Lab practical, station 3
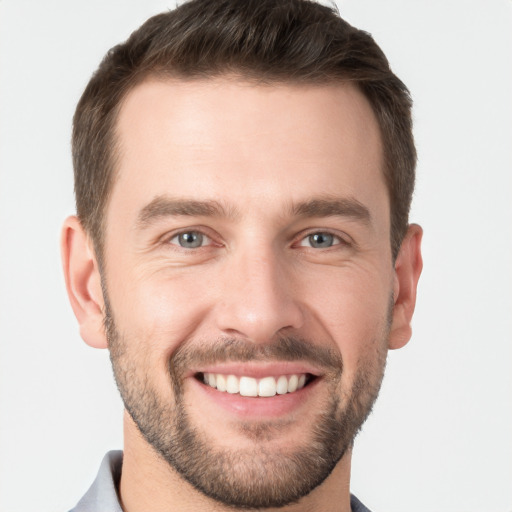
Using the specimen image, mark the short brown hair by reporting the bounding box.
[73,0,416,263]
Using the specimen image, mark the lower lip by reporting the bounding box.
[189,377,320,419]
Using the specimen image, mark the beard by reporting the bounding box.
[105,298,389,509]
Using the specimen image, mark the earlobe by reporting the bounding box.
[61,216,108,349]
[388,224,423,350]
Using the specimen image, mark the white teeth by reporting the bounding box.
[239,376,258,397]
[226,375,239,394]
[202,372,309,397]
[216,374,227,392]
[276,375,288,395]
[288,374,298,393]
[258,377,277,397]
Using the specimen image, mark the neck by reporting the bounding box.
[120,412,353,512]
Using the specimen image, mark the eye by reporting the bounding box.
[169,231,211,249]
[299,232,341,249]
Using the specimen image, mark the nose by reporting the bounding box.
[214,247,305,343]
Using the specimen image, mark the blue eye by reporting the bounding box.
[170,231,208,248]
[300,232,339,248]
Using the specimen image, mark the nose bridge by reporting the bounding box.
[215,242,303,342]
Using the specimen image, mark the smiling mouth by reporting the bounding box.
[196,372,316,397]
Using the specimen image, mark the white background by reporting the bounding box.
[1,1,511,511]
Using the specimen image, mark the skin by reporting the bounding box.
[62,78,423,512]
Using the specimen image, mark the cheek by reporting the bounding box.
[302,266,392,377]
[108,267,213,358]
[106,271,216,400]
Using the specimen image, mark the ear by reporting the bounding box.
[388,224,423,350]
[61,216,107,349]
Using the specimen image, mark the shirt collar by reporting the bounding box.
[69,451,123,512]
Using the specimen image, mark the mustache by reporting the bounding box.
[170,336,343,378]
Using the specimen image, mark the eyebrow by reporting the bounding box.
[136,196,239,228]
[136,194,372,229]
[291,197,372,225]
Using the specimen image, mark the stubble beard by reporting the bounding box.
[105,300,389,509]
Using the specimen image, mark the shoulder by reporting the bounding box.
[68,451,123,512]
[351,494,373,512]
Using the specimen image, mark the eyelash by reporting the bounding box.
[164,228,351,251]
[166,229,215,249]
[296,231,347,249]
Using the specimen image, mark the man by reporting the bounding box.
[61,0,422,510]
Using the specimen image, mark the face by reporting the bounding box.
[103,78,394,508]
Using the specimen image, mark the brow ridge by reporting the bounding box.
[137,196,238,228]
[136,194,371,229]
[291,196,371,225]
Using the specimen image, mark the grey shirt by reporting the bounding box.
[69,451,372,512]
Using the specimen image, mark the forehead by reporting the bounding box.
[110,77,386,224]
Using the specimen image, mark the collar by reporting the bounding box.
[68,451,123,512]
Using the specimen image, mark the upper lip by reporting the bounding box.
[186,362,324,379]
